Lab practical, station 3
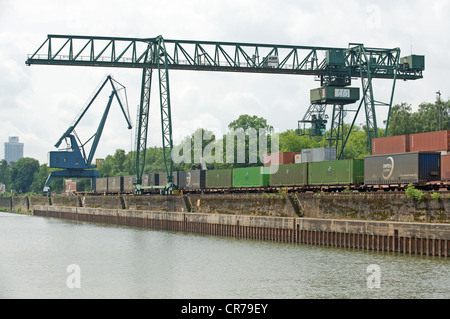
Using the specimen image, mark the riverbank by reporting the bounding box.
[32,204,449,257]
[1,192,449,222]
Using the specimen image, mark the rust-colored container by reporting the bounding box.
[410,130,450,152]
[441,154,450,180]
[264,152,301,167]
[372,135,410,155]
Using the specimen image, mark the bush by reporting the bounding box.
[405,184,425,203]
[431,192,440,200]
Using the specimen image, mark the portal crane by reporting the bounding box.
[43,75,132,194]
[26,35,424,194]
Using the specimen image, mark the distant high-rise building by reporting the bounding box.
[4,136,24,164]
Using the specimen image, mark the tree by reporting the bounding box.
[228,114,273,134]
[11,158,40,193]
[386,99,450,136]
[0,160,11,192]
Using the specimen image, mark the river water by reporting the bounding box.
[0,212,448,299]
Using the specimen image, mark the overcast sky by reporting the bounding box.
[1,0,449,164]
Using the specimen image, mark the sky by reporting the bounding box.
[0,0,449,165]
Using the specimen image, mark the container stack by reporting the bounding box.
[263,152,301,167]
[370,130,450,183]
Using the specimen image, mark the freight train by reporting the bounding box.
[91,151,447,194]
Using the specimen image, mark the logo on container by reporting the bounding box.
[382,157,395,180]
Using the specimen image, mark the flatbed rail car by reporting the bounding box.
[87,151,445,195]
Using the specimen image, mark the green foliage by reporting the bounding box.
[431,192,440,200]
[386,99,450,136]
[10,158,40,193]
[405,184,425,203]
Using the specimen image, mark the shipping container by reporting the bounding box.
[232,166,270,188]
[410,130,450,152]
[205,169,233,189]
[65,180,77,193]
[372,135,410,155]
[263,152,301,167]
[310,86,359,105]
[441,154,450,180]
[142,173,159,187]
[178,170,206,190]
[364,152,440,185]
[123,175,136,193]
[301,147,337,163]
[269,163,308,187]
[95,177,108,193]
[308,159,364,185]
[107,176,123,193]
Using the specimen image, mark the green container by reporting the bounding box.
[232,166,270,188]
[310,86,360,105]
[307,159,364,185]
[205,169,233,188]
[270,163,308,187]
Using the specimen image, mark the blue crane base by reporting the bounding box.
[44,169,99,195]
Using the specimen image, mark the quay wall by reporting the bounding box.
[32,205,450,257]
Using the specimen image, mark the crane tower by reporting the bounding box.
[26,35,424,193]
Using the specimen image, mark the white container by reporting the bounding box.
[301,147,337,163]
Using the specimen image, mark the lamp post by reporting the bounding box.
[436,91,441,131]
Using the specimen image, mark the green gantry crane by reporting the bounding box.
[26,35,424,193]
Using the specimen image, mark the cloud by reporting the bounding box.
[0,0,448,165]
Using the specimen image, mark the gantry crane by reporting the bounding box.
[26,35,424,194]
[43,75,132,194]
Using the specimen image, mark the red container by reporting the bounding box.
[410,130,450,152]
[372,135,410,155]
[441,154,450,180]
[264,152,301,166]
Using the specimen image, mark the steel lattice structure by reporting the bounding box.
[26,34,424,193]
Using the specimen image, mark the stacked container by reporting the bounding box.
[301,147,337,163]
[372,135,410,155]
[409,130,450,153]
[263,152,301,167]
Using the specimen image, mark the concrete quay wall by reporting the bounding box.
[33,205,449,257]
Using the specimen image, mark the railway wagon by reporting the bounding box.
[232,166,270,188]
[95,177,108,193]
[364,152,441,185]
[123,175,137,193]
[142,173,159,187]
[205,169,233,189]
[107,176,123,193]
[178,170,206,190]
[158,171,179,188]
[308,159,364,186]
[269,163,308,187]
